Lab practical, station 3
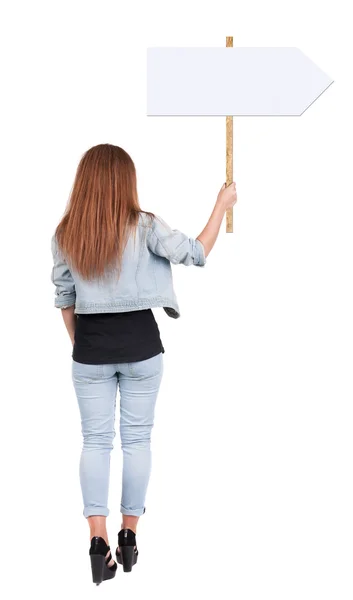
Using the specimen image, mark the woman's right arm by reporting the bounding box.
[196,182,237,258]
[147,181,237,265]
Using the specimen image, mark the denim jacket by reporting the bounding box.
[51,212,206,319]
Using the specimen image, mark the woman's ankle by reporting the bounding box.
[88,515,108,543]
[121,515,139,534]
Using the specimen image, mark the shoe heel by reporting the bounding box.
[90,554,105,585]
[121,545,135,572]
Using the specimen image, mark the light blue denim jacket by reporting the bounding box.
[51,212,206,319]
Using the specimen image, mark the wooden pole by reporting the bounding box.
[226,36,233,233]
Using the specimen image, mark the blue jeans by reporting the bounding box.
[72,353,163,518]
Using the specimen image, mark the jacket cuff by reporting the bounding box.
[194,239,206,266]
[54,294,76,309]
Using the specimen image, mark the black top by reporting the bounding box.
[72,309,164,365]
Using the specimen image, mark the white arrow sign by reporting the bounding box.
[147,47,333,116]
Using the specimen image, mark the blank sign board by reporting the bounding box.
[147,47,333,116]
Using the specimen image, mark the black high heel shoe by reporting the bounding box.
[115,529,138,572]
[89,536,117,585]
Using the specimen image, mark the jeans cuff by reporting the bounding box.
[84,507,109,518]
[120,504,145,517]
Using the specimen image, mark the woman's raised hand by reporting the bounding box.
[217,182,237,211]
[196,181,238,258]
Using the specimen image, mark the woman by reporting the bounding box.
[51,143,237,583]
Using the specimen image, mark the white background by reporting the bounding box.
[1,1,352,599]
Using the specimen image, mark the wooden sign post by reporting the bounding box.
[226,36,233,233]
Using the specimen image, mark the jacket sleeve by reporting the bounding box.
[51,235,76,308]
[147,216,206,266]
